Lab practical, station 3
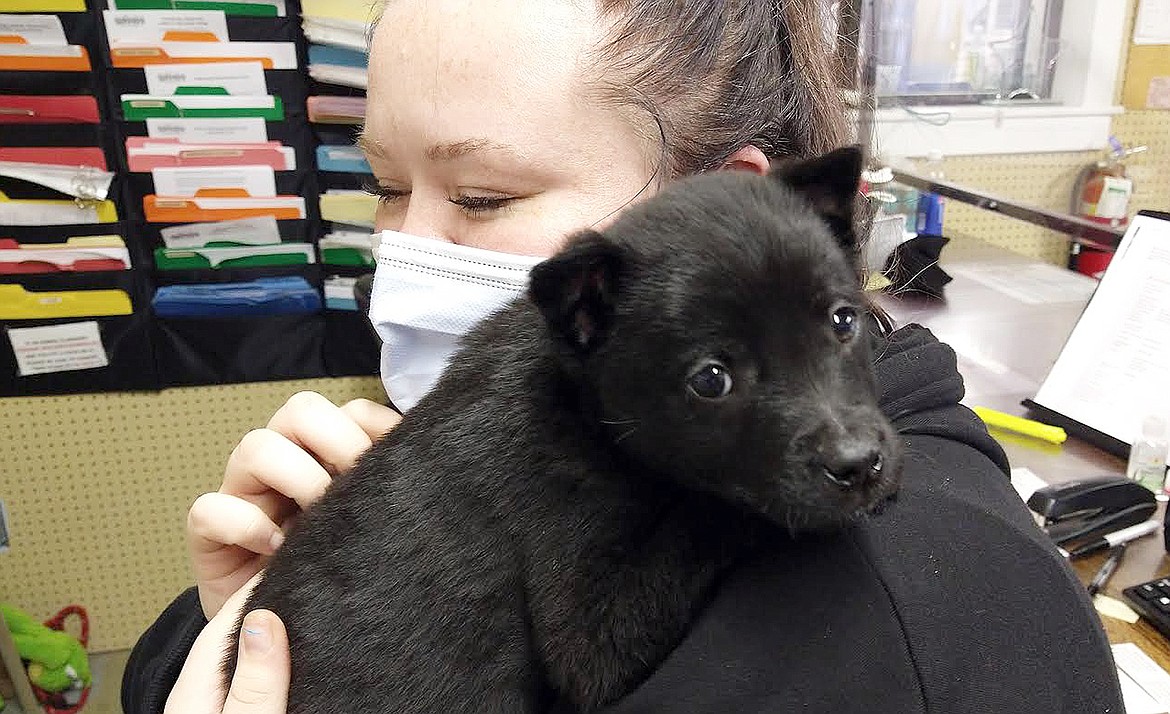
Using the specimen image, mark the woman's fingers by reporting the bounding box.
[166,574,267,714]
[340,398,402,441]
[221,427,334,511]
[188,492,285,557]
[222,610,291,714]
[265,391,375,475]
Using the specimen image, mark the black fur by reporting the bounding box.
[220,147,901,713]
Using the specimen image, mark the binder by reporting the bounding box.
[0,240,131,273]
[319,189,376,227]
[109,0,286,18]
[315,144,369,173]
[126,137,295,171]
[0,95,99,124]
[153,242,314,269]
[143,192,306,221]
[0,43,90,71]
[306,95,364,124]
[0,283,133,319]
[122,94,284,120]
[0,147,107,170]
[152,276,321,317]
[109,40,297,69]
[0,0,87,11]
[319,230,373,266]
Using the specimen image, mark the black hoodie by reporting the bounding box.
[122,324,1124,713]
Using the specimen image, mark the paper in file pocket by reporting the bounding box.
[159,215,280,247]
[307,44,367,89]
[109,0,286,17]
[144,61,267,96]
[0,193,118,226]
[0,95,99,124]
[123,94,284,120]
[110,41,297,69]
[127,137,294,171]
[0,147,107,171]
[154,241,314,269]
[103,10,230,43]
[144,193,305,222]
[152,277,320,317]
[151,165,276,197]
[320,230,373,266]
[0,162,113,200]
[0,283,132,319]
[0,238,131,273]
[324,275,359,310]
[302,16,366,52]
[0,14,67,43]
[146,117,268,143]
[306,95,365,124]
[320,190,376,227]
[0,43,90,71]
[316,145,370,173]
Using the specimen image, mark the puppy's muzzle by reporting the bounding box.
[819,445,884,489]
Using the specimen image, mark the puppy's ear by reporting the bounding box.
[529,230,624,354]
[772,145,864,253]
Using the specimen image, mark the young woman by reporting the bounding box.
[123,1,1123,712]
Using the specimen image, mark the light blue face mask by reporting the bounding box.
[367,230,544,412]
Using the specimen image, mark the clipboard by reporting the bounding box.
[1024,210,1170,458]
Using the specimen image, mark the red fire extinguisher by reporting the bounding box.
[1070,136,1147,279]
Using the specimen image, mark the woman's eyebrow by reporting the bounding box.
[426,138,524,162]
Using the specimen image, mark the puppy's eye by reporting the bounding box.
[687,362,733,399]
[830,305,859,343]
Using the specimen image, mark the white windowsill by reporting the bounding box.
[872,104,1125,159]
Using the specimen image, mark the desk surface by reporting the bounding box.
[877,240,1170,667]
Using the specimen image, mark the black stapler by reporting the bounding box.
[1026,476,1156,548]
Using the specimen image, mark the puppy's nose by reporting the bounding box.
[820,443,884,488]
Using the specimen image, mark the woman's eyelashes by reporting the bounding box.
[365,183,518,217]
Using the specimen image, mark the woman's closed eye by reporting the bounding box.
[365,183,518,218]
[450,194,517,217]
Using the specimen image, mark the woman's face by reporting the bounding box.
[362,0,660,257]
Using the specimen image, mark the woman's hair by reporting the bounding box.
[590,0,850,177]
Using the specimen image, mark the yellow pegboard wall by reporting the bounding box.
[1113,110,1170,216]
[924,151,1100,265]
[0,376,384,653]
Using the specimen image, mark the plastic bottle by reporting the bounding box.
[916,151,946,235]
[1127,415,1168,497]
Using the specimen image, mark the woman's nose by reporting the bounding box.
[392,194,454,243]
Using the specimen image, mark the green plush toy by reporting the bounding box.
[0,603,90,701]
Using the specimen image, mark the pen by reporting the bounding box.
[973,406,1067,445]
[1064,519,1160,559]
[1087,544,1127,597]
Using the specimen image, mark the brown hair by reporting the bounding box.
[590,0,850,177]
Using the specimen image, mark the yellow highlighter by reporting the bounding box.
[973,406,1067,445]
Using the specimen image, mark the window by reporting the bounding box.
[836,0,1130,156]
[871,0,1063,106]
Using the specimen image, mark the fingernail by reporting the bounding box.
[241,611,273,656]
[269,530,285,551]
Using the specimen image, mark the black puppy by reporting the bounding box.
[223,146,901,713]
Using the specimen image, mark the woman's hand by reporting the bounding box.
[165,575,289,714]
[187,393,401,619]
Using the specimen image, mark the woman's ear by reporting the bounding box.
[719,144,770,175]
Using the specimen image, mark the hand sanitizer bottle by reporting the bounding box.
[1128,415,1168,498]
